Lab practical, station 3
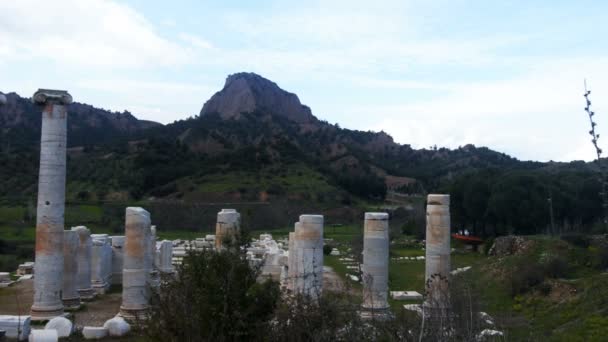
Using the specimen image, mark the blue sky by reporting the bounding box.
[1,0,607,162]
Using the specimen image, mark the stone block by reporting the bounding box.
[390,291,423,300]
[44,317,73,337]
[82,326,108,340]
[0,315,31,340]
[103,317,130,337]
[28,329,58,342]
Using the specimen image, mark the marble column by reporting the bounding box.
[361,212,390,315]
[30,89,72,320]
[91,234,112,294]
[72,226,95,300]
[293,215,324,298]
[156,240,174,274]
[424,194,451,311]
[215,209,241,250]
[62,230,81,310]
[119,207,151,322]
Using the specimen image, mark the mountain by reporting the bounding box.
[200,72,315,124]
[0,73,603,235]
[0,92,161,148]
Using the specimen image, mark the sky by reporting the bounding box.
[1,0,607,162]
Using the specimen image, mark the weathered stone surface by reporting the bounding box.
[287,231,296,290]
[156,240,174,274]
[103,316,130,337]
[0,315,31,340]
[215,209,240,250]
[119,207,151,322]
[390,291,423,300]
[82,326,108,340]
[62,231,80,309]
[91,234,112,294]
[362,212,390,313]
[425,194,451,310]
[17,262,35,276]
[44,317,72,338]
[71,226,95,300]
[292,215,324,298]
[111,236,125,285]
[28,329,58,342]
[31,89,71,320]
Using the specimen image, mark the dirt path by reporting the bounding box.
[0,279,121,327]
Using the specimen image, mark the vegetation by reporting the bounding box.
[146,249,280,341]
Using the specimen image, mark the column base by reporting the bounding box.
[92,281,110,295]
[78,288,96,301]
[62,297,82,311]
[118,306,149,324]
[30,305,65,322]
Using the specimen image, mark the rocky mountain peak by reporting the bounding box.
[200,72,315,123]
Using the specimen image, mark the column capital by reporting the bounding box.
[33,89,72,105]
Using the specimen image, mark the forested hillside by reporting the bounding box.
[0,73,604,236]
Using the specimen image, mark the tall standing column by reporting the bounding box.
[119,207,151,322]
[424,194,451,311]
[72,226,95,300]
[361,212,390,316]
[62,230,81,310]
[215,209,241,250]
[30,89,72,320]
[294,215,324,298]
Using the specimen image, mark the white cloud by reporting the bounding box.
[347,57,608,162]
[0,0,194,68]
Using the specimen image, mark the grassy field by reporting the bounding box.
[3,201,608,340]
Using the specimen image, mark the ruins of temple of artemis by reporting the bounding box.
[361,212,390,316]
[30,89,73,320]
[424,194,451,311]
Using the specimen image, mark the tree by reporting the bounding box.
[146,249,280,341]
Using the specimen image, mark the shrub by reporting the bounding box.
[146,249,280,341]
[543,256,569,278]
[510,260,545,296]
[595,246,608,270]
[561,233,591,248]
[323,244,333,256]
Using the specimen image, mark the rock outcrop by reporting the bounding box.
[200,72,315,124]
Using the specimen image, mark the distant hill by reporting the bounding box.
[0,92,160,148]
[0,73,604,235]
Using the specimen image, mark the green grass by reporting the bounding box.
[0,206,26,223]
[191,164,335,195]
